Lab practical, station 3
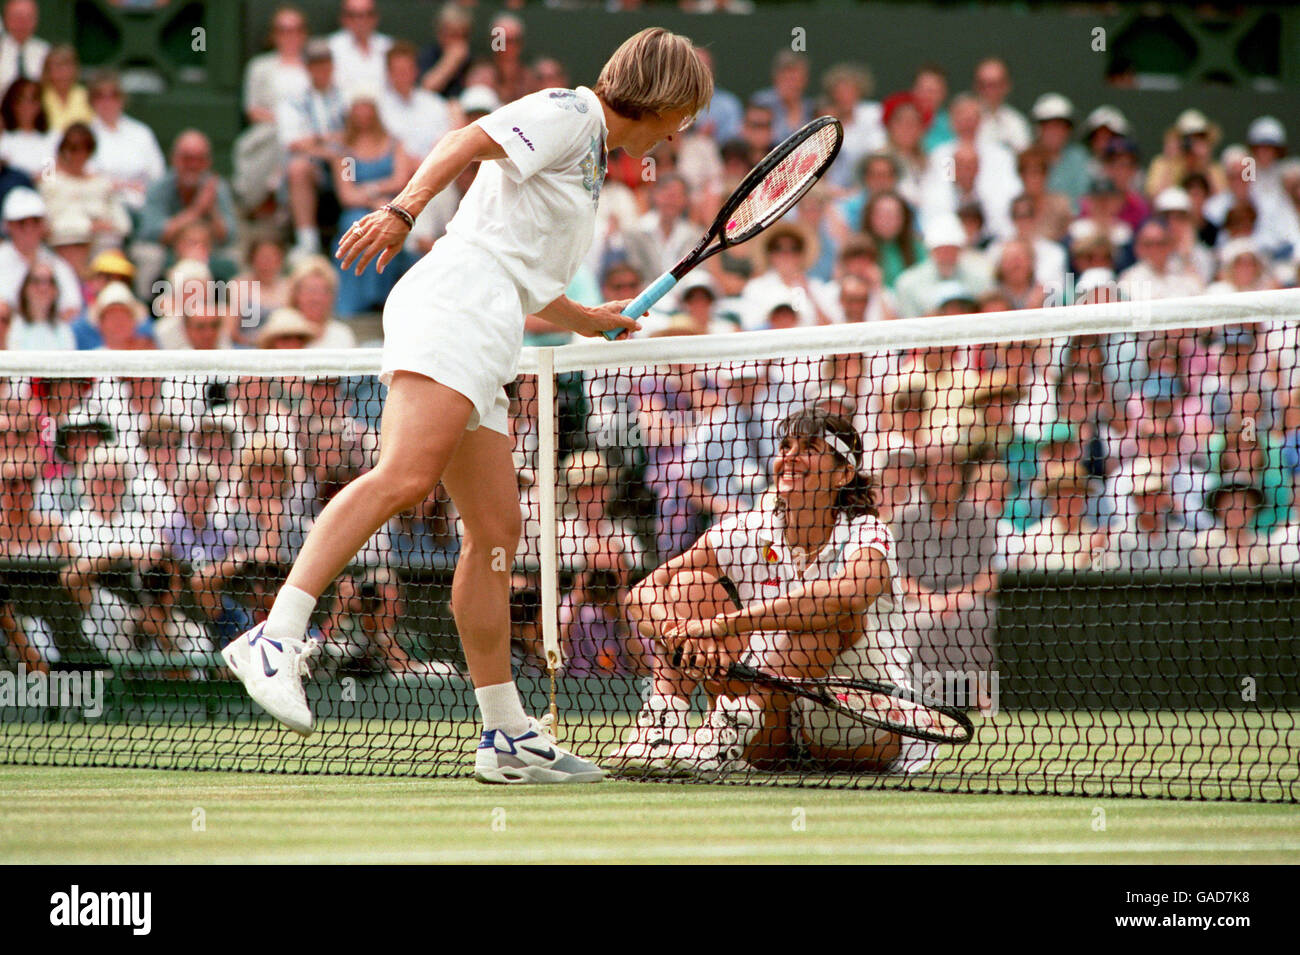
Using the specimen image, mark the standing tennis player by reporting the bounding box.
[222,28,713,784]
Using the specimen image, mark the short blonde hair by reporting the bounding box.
[593,28,713,120]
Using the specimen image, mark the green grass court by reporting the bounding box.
[3,765,1298,864]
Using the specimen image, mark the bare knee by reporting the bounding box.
[370,467,438,515]
[461,511,522,564]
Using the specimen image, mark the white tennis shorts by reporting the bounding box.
[380,235,524,435]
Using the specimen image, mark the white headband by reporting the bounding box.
[823,431,859,470]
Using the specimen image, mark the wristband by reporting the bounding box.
[382,202,415,229]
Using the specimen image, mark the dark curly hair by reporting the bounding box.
[774,406,878,519]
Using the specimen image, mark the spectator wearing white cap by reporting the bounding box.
[1246,116,1291,255]
[1156,186,1216,285]
[1029,92,1090,204]
[380,40,452,163]
[91,281,151,351]
[1146,108,1227,199]
[1081,104,1129,181]
[46,208,93,290]
[1208,238,1278,297]
[328,0,393,98]
[973,57,1031,155]
[0,186,81,318]
[893,214,993,319]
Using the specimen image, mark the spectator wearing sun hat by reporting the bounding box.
[1156,186,1216,284]
[738,220,837,330]
[0,186,82,318]
[1081,104,1129,181]
[257,306,319,349]
[1029,93,1090,203]
[91,281,152,351]
[894,214,993,318]
[1145,109,1227,199]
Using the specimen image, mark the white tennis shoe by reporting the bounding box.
[221,623,320,736]
[670,694,761,780]
[474,716,605,785]
[609,695,692,777]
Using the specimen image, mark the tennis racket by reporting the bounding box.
[603,115,843,339]
[724,661,975,745]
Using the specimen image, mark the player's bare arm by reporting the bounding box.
[335,125,506,276]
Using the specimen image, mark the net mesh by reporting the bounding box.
[724,122,841,243]
[2,289,1299,801]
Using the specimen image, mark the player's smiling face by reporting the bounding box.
[772,435,849,504]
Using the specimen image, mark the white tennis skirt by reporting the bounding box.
[380,234,524,435]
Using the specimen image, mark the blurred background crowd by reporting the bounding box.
[2,0,1300,683]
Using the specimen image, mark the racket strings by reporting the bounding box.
[725,124,840,242]
[832,684,971,742]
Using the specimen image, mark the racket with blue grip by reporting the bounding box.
[601,116,843,341]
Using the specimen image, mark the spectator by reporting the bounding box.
[227,235,289,344]
[136,130,237,291]
[557,449,644,573]
[991,238,1045,310]
[39,44,91,132]
[329,0,393,98]
[321,568,437,677]
[1105,458,1198,571]
[879,92,927,206]
[1192,471,1273,570]
[891,439,999,706]
[331,91,415,315]
[1119,219,1205,301]
[1258,159,1300,263]
[923,92,1019,239]
[257,306,318,349]
[559,539,647,679]
[1005,460,1108,572]
[0,0,49,93]
[1081,105,1129,181]
[380,41,452,162]
[1205,145,1256,235]
[992,194,1067,293]
[80,70,163,216]
[973,57,1031,155]
[418,2,473,99]
[60,443,163,654]
[486,13,529,102]
[1099,137,1149,231]
[0,457,70,667]
[1070,179,1134,266]
[243,5,310,127]
[913,63,951,152]
[38,122,130,255]
[622,174,696,299]
[162,460,232,569]
[684,362,772,521]
[6,261,71,350]
[151,260,228,351]
[894,215,992,318]
[1245,116,1289,255]
[1156,186,1216,284]
[287,256,357,347]
[860,189,922,288]
[752,50,813,143]
[0,77,53,180]
[89,281,151,352]
[827,238,897,323]
[1146,109,1227,199]
[1029,92,1090,204]
[739,221,836,329]
[391,485,460,572]
[1015,145,1074,242]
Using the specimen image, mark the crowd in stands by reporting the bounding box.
[2,0,1300,682]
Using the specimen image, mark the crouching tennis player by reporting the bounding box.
[222,28,712,784]
[619,407,929,779]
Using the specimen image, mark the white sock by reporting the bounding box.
[294,226,319,252]
[265,585,316,644]
[476,681,530,736]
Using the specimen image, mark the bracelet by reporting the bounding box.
[382,202,415,230]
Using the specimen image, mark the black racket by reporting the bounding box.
[724,661,974,745]
[603,115,843,339]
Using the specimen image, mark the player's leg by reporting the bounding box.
[222,372,473,734]
[610,568,733,775]
[440,423,602,784]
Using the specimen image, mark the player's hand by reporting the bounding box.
[663,612,735,647]
[673,634,744,679]
[336,209,408,276]
[577,299,642,340]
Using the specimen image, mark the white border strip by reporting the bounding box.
[2,288,1296,379]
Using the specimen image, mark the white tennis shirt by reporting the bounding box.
[448,86,608,314]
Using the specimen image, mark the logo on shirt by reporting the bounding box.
[762,543,779,564]
[511,126,535,151]
[548,89,589,114]
[580,134,606,203]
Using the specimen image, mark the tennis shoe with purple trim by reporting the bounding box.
[221,623,319,736]
[474,716,605,785]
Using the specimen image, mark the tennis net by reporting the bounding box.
[2,287,1298,800]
